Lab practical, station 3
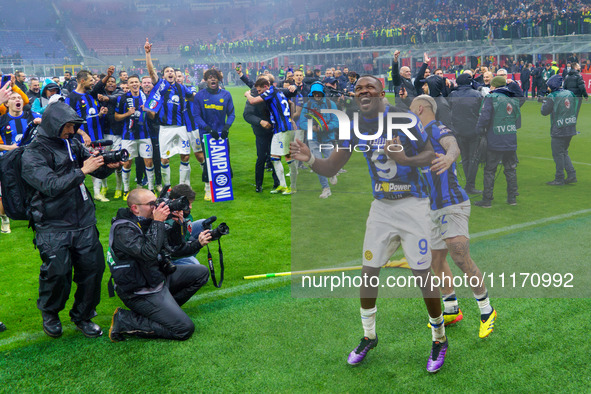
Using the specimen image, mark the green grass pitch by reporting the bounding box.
[0,88,589,391]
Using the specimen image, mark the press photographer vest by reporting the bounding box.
[548,90,577,129]
[490,92,520,135]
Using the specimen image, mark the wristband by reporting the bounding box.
[306,154,315,167]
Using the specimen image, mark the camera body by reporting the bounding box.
[202,215,229,241]
[156,195,190,214]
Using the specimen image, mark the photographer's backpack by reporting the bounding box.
[0,123,41,221]
[0,146,34,221]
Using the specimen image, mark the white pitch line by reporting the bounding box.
[521,155,591,166]
[471,209,591,239]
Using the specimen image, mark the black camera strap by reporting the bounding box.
[207,239,224,288]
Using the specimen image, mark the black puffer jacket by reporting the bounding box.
[563,70,589,98]
[21,100,114,232]
[424,75,453,128]
[449,76,483,137]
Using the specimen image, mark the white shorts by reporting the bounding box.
[190,129,202,153]
[363,197,432,270]
[105,135,122,151]
[430,200,471,250]
[122,138,153,160]
[293,129,305,143]
[159,125,190,159]
[271,131,291,157]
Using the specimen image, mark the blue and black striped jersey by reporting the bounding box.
[260,86,293,134]
[183,85,199,132]
[424,120,469,210]
[0,111,38,147]
[154,79,194,126]
[66,91,103,141]
[117,92,150,140]
[340,106,430,200]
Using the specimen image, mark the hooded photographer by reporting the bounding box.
[21,100,118,338]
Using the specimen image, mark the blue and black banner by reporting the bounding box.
[203,134,234,202]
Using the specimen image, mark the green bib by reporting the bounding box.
[490,92,520,135]
[548,90,578,129]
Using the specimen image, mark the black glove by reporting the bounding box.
[221,125,230,139]
[211,130,220,140]
[205,125,213,133]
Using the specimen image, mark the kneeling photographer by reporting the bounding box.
[107,188,211,342]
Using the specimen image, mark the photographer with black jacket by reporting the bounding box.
[107,188,211,342]
[21,101,119,338]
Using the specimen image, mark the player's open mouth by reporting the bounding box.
[359,97,372,109]
[15,103,22,109]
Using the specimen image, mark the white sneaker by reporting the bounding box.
[95,193,110,202]
[1,217,10,234]
[319,188,331,199]
[329,176,338,185]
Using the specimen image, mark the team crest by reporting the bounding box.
[364,250,373,261]
[149,100,158,109]
[220,98,224,103]
[506,103,513,115]
[81,100,86,105]
[565,98,571,109]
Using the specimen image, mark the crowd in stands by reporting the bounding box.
[180,0,591,57]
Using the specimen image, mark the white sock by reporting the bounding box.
[288,160,297,190]
[474,291,493,315]
[0,214,9,223]
[429,314,446,342]
[92,177,101,195]
[272,160,286,188]
[146,166,155,191]
[204,183,210,193]
[116,169,122,191]
[161,163,171,186]
[122,168,131,192]
[360,307,377,339]
[179,161,191,185]
[442,292,459,314]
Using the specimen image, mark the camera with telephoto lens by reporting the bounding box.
[202,216,229,241]
[99,149,129,164]
[89,139,130,164]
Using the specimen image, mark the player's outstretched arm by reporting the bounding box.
[144,38,158,84]
[290,139,351,177]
